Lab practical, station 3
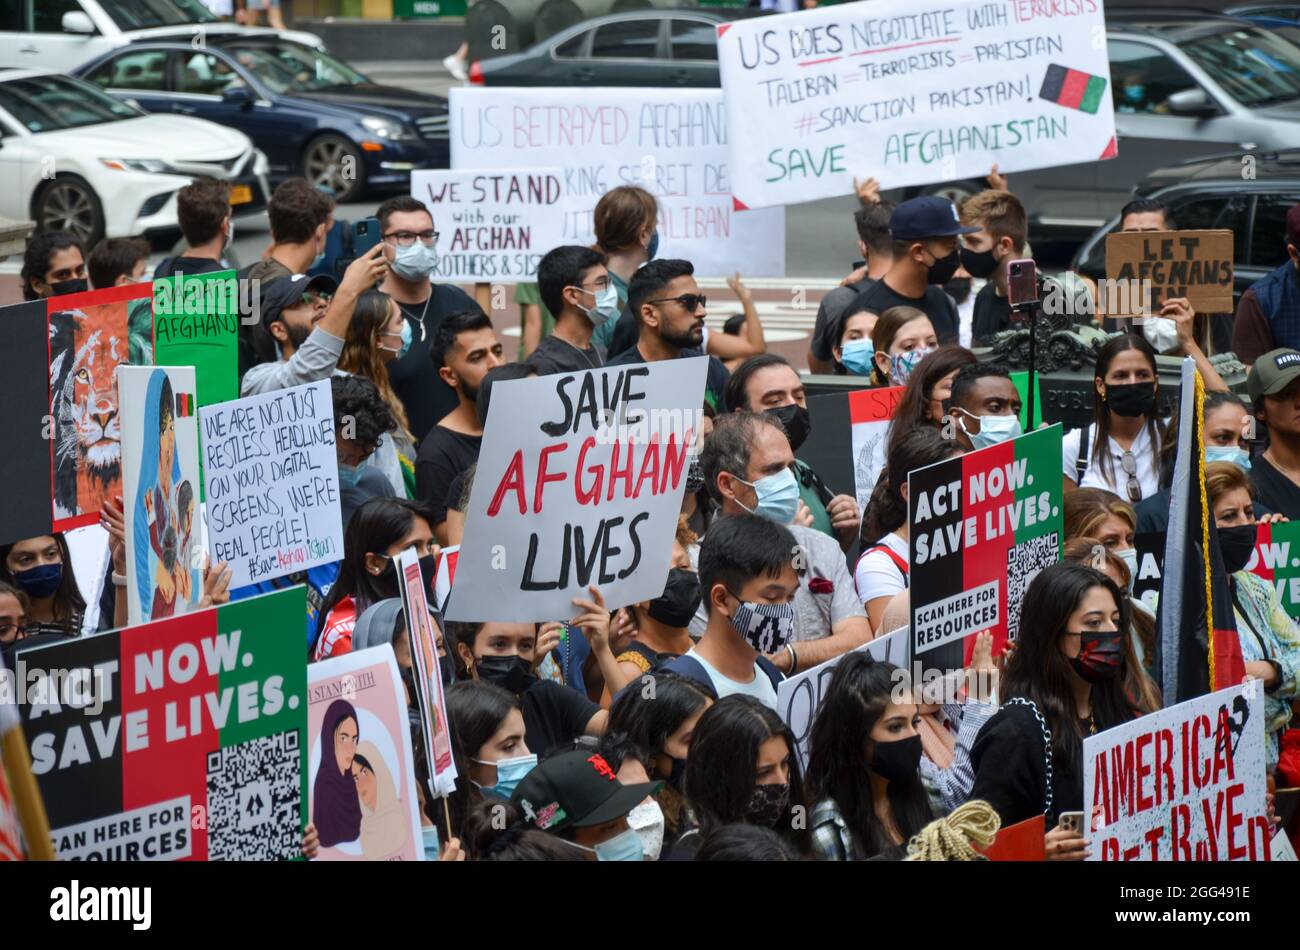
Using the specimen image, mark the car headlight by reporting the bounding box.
[100,158,170,173]
[360,116,416,141]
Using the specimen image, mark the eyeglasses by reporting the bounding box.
[300,292,332,306]
[574,278,612,294]
[1119,451,1141,503]
[0,622,26,641]
[383,229,439,248]
[648,293,707,313]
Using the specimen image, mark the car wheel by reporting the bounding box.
[35,175,105,246]
[919,179,987,207]
[302,133,365,202]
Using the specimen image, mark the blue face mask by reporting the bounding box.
[570,828,645,862]
[392,241,438,281]
[338,455,370,488]
[575,282,621,326]
[1206,445,1251,472]
[890,347,931,386]
[474,752,537,800]
[958,410,1022,450]
[840,338,875,376]
[646,230,659,261]
[1124,84,1146,102]
[421,825,440,861]
[380,320,412,359]
[13,563,62,599]
[735,467,800,525]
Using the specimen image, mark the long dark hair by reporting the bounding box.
[445,680,520,760]
[886,345,978,459]
[1001,563,1142,772]
[683,695,808,853]
[319,498,433,624]
[862,427,963,543]
[806,653,934,858]
[462,799,585,861]
[1091,334,1162,488]
[0,534,87,624]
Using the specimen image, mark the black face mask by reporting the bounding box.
[49,278,88,297]
[476,654,537,695]
[439,651,454,687]
[925,248,961,286]
[1104,382,1157,418]
[1068,631,1123,683]
[868,733,923,782]
[944,276,973,305]
[958,246,999,280]
[1217,524,1258,574]
[766,404,811,452]
[646,568,702,628]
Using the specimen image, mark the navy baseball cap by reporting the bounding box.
[511,749,660,833]
[890,195,981,241]
[258,272,337,329]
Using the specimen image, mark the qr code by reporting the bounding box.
[205,730,301,861]
[1006,532,1059,641]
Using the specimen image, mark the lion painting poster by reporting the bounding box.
[118,366,202,626]
[47,283,153,532]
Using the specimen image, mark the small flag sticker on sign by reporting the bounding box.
[1038,64,1107,114]
[175,392,194,417]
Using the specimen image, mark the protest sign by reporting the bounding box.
[1133,531,1165,616]
[977,813,1046,860]
[449,87,785,277]
[779,627,906,770]
[849,386,903,514]
[1105,230,1234,315]
[410,169,570,284]
[0,300,55,545]
[12,588,308,861]
[1009,370,1043,431]
[1084,683,1271,861]
[908,425,1063,675]
[716,0,1116,208]
[397,547,456,796]
[1245,520,1300,623]
[434,545,459,614]
[48,283,153,532]
[200,380,343,590]
[118,367,203,625]
[308,645,423,861]
[445,358,706,622]
[152,271,240,409]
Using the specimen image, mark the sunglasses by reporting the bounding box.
[1120,450,1141,503]
[648,293,707,312]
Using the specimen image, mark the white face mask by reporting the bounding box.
[626,799,665,862]
[1142,316,1179,353]
[1116,547,1138,593]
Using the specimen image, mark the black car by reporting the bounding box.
[75,35,449,202]
[469,8,769,87]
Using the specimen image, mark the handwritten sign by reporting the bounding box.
[152,270,239,408]
[445,358,707,622]
[200,379,343,589]
[1105,230,1234,315]
[449,87,785,277]
[716,0,1116,208]
[1084,684,1271,861]
[410,169,570,284]
[849,386,903,514]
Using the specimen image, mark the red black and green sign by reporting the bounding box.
[1039,63,1107,114]
[17,587,307,861]
[908,425,1064,674]
[1246,520,1300,622]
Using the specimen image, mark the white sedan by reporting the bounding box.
[0,69,270,245]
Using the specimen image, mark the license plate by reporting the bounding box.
[230,184,253,205]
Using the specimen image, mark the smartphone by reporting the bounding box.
[1007,258,1039,308]
[351,217,382,257]
[1057,811,1085,834]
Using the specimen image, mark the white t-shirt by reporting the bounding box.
[685,647,779,711]
[1061,422,1162,501]
[854,531,908,605]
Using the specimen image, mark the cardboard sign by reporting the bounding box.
[0,300,56,545]
[1105,230,1234,315]
[449,87,785,278]
[445,359,706,622]
[849,386,904,515]
[1245,520,1300,622]
[200,380,344,589]
[1083,684,1271,861]
[13,588,308,861]
[152,271,240,409]
[397,547,456,796]
[118,366,203,625]
[716,0,1116,208]
[410,169,571,284]
[977,813,1046,861]
[308,645,424,861]
[908,425,1063,675]
[778,627,906,770]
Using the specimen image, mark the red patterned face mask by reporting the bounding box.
[1069,631,1122,683]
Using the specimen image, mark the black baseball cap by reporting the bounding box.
[890,195,981,241]
[1247,348,1300,403]
[510,749,660,833]
[258,273,337,329]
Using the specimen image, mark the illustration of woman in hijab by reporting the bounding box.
[313,699,362,848]
[134,370,181,620]
[354,740,409,859]
[174,479,197,602]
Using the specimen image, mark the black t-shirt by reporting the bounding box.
[606,345,731,412]
[416,426,482,525]
[606,305,640,361]
[528,333,605,377]
[1251,455,1300,521]
[845,279,959,344]
[971,281,1013,344]
[154,256,228,279]
[387,285,479,442]
[521,679,599,758]
[811,279,870,362]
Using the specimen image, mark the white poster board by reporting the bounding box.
[445,358,707,622]
[449,86,785,278]
[200,379,343,590]
[717,0,1116,208]
[1083,684,1272,862]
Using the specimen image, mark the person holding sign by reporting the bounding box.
[1247,351,1300,521]
[945,363,1023,452]
[529,246,614,378]
[0,534,93,640]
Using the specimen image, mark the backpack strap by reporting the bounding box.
[660,656,718,700]
[1074,425,1091,483]
[755,654,785,691]
[857,544,909,588]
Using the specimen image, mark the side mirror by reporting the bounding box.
[62,11,96,35]
[221,85,253,105]
[1166,87,1216,117]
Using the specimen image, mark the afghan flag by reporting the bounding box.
[1039,63,1108,114]
[1158,359,1247,704]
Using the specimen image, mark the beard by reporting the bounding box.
[284,322,312,349]
[662,322,704,350]
[459,381,479,403]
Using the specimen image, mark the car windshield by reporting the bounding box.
[1180,27,1300,106]
[0,75,141,133]
[224,42,367,94]
[100,0,217,30]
